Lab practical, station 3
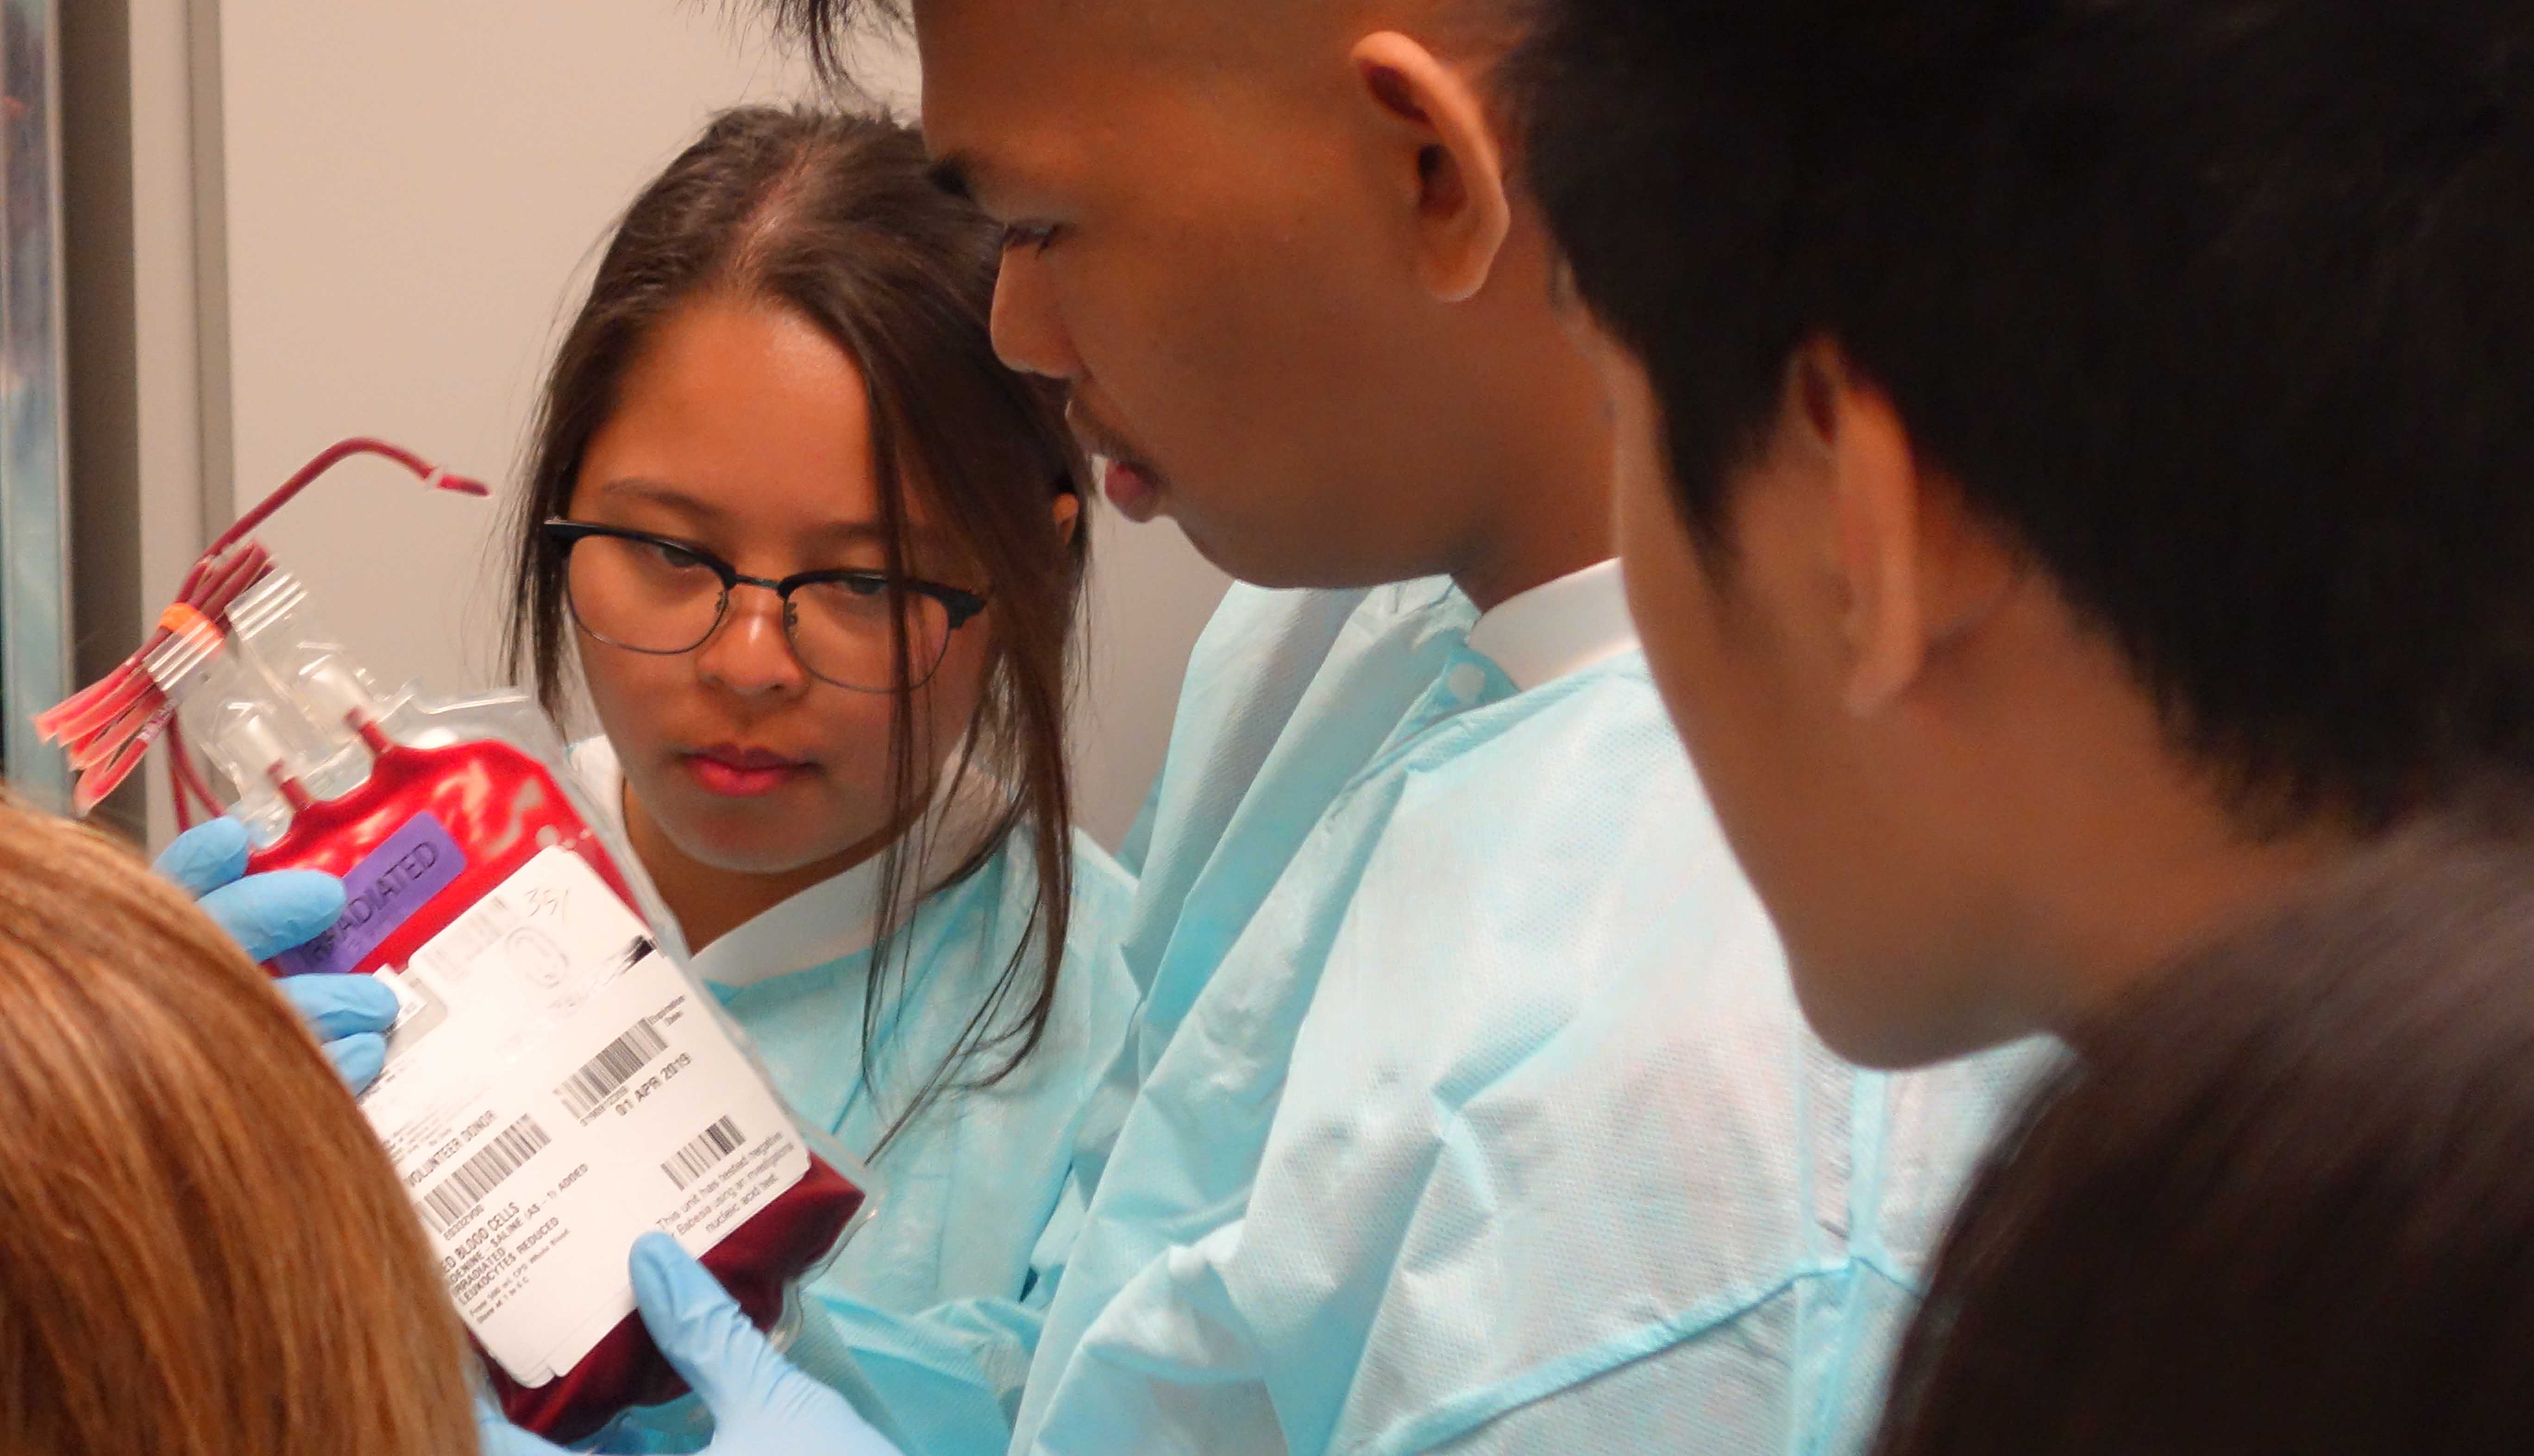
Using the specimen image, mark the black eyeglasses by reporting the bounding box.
[542,519,989,694]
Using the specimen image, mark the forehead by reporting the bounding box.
[578,304,866,504]
[913,0,1301,187]
[916,0,1272,73]
[576,300,973,561]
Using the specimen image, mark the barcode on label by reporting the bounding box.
[411,893,521,984]
[421,1116,551,1235]
[556,1018,668,1119]
[661,1116,746,1191]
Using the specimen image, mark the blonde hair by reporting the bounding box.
[0,794,477,1455]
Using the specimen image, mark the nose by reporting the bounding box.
[990,245,1083,381]
[693,586,808,699]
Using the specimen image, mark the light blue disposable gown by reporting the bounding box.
[570,741,1140,1456]
[1007,572,2044,1456]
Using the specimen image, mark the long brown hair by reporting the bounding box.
[505,107,1090,1153]
[0,794,477,1455]
[1875,799,2534,1456]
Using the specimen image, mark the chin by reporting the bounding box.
[692,842,846,878]
[1177,516,1434,594]
[1790,962,2016,1072]
[1789,960,1941,1072]
[659,806,864,880]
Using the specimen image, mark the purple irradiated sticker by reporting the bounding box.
[273,812,468,978]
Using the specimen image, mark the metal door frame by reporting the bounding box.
[1,0,70,806]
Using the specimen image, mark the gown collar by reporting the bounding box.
[568,735,995,989]
[1464,558,1638,692]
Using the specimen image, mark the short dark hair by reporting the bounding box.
[1517,1,2534,827]
[766,0,890,82]
[1875,800,2534,1455]
[507,106,1089,1151]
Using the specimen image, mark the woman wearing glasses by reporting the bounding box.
[502,106,1134,1454]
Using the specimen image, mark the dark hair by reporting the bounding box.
[1516,1,2534,828]
[767,0,891,82]
[1875,799,2534,1456]
[505,106,1091,1153]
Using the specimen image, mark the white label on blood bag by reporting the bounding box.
[356,846,809,1386]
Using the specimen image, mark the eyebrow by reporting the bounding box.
[926,152,978,203]
[592,477,729,523]
[927,149,1027,215]
[587,478,958,558]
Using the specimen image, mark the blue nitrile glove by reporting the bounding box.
[475,1233,903,1456]
[154,817,398,1092]
[275,974,399,1093]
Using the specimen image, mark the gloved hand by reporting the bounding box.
[154,817,399,1092]
[476,1233,903,1456]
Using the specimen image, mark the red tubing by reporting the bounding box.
[168,721,226,828]
[42,668,152,748]
[41,438,489,819]
[207,437,489,564]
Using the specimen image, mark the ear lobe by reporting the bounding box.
[1052,491,1082,544]
[1350,31,1513,303]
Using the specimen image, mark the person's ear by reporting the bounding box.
[1781,342,1929,716]
[1052,490,1081,544]
[1789,341,2014,717]
[1349,31,1514,303]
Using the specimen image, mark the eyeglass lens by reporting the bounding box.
[562,533,953,691]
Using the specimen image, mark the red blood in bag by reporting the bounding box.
[491,1153,866,1442]
[247,735,644,968]
[249,734,866,1443]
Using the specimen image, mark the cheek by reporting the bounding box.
[914,628,997,765]
[800,692,904,798]
[1619,490,1757,817]
[1072,197,1364,466]
[576,640,682,750]
[1616,467,1803,934]
[1613,397,1733,768]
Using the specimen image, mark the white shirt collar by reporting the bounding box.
[692,861,887,990]
[1463,558,1638,692]
[566,735,903,989]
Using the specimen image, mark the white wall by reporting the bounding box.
[198,1,1223,849]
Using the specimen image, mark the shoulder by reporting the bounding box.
[1362,650,1707,859]
[1290,649,1779,1051]
[1287,648,1801,1092]
[1062,830,1137,942]
[1133,581,1478,902]
[986,828,1143,1094]
[974,825,1135,1000]
[1196,577,1468,661]
[1179,580,1473,723]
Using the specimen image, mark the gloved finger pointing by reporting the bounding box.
[151,818,250,898]
[194,870,345,962]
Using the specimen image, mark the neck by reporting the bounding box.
[1451,495,1613,612]
[2026,796,2357,1031]
[1928,612,2366,1038]
[1440,270,1617,611]
[622,783,892,954]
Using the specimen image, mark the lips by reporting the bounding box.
[680,745,813,799]
[1068,399,1167,523]
[1103,458,1162,523]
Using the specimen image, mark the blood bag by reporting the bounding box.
[144,575,872,1444]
